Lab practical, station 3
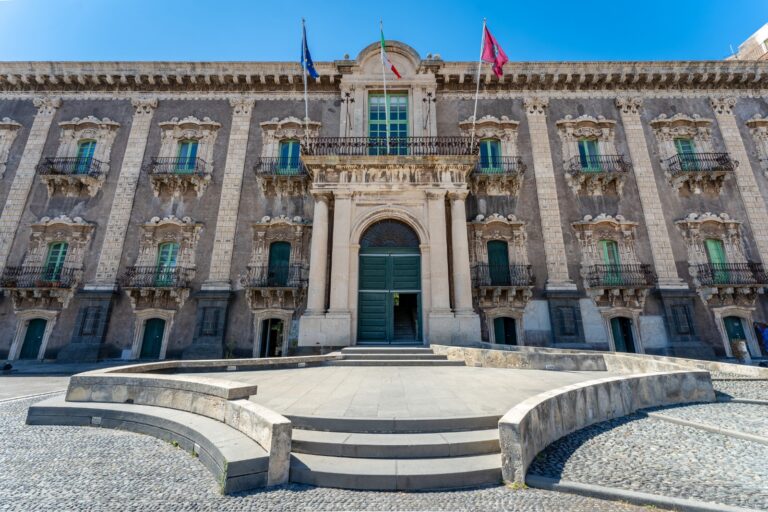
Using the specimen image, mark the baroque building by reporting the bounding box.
[1,41,768,362]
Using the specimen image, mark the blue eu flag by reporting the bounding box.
[302,25,319,79]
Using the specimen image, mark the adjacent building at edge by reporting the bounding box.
[1,40,768,362]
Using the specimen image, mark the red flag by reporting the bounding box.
[481,26,508,77]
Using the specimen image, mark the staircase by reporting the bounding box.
[327,347,465,367]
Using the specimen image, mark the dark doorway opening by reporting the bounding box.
[393,293,419,342]
[493,317,517,345]
[259,318,284,358]
[610,317,637,353]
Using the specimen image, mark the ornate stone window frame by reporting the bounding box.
[650,113,731,195]
[257,117,321,196]
[130,308,176,360]
[7,309,59,361]
[0,117,22,179]
[556,115,625,196]
[745,114,768,177]
[150,116,221,197]
[458,115,523,196]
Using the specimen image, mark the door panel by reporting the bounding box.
[19,319,46,359]
[391,255,420,290]
[140,318,165,359]
[357,292,389,342]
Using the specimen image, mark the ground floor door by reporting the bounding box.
[19,318,47,360]
[259,318,284,358]
[357,248,421,344]
[723,316,753,356]
[610,317,637,353]
[493,317,517,345]
[140,318,165,359]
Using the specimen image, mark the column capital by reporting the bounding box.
[32,96,61,116]
[711,96,738,116]
[311,190,333,203]
[616,96,643,116]
[447,189,469,201]
[425,189,447,200]
[131,97,158,116]
[524,97,548,116]
[229,97,255,116]
[334,190,353,200]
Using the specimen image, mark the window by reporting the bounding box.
[267,241,291,287]
[176,140,199,173]
[368,93,408,155]
[277,140,301,174]
[487,240,511,286]
[704,238,729,284]
[75,140,96,174]
[80,306,102,336]
[44,242,68,282]
[599,239,622,285]
[578,139,601,171]
[155,242,179,286]
[479,139,502,172]
[199,307,220,337]
[674,137,697,171]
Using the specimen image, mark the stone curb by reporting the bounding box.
[644,411,768,446]
[717,397,768,406]
[525,474,758,512]
[0,389,66,404]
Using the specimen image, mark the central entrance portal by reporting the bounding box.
[357,220,422,344]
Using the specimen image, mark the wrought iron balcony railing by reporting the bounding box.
[695,262,768,286]
[665,152,736,175]
[254,157,308,177]
[143,157,212,177]
[474,156,526,175]
[566,154,632,174]
[302,137,478,156]
[118,266,193,288]
[0,265,80,288]
[586,264,656,288]
[471,264,534,287]
[36,157,104,177]
[242,264,308,288]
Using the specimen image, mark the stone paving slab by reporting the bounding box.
[0,375,70,400]
[1,395,647,511]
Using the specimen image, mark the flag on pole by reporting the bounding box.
[481,25,508,77]
[302,23,319,79]
[380,28,402,79]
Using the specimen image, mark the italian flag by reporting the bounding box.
[380,28,402,79]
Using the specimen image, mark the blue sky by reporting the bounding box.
[0,0,765,62]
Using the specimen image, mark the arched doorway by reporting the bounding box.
[610,317,637,353]
[357,219,422,344]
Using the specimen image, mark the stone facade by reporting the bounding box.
[1,41,768,361]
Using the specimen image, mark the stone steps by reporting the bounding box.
[341,347,433,354]
[341,353,449,361]
[331,347,465,367]
[327,359,465,367]
[287,413,501,433]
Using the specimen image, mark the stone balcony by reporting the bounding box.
[471,264,534,309]
[690,262,767,306]
[118,266,194,310]
[240,264,308,310]
[663,152,736,195]
[36,157,106,197]
[0,265,81,309]
[583,264,656,309]
[564,154,631,196]
[144,157,212,198]
[470,157,526,196]
[254,157,309,195]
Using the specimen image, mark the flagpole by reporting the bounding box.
[380,19,390,155]
[471,18,487,148]
[302,18,310,148]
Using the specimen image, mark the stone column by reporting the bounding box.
[328,191,352,312]
[90,98,158,287]
[616,97,686,289]
[0,97,61,270]
[304,191,331,314]
[711,97,768,263]
[426,190,451,312]
[524,97,574,290]
[448,190,474,313]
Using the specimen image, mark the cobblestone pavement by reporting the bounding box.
[0,395,645,512]
[712,378,768,401]
[528,381,768,511]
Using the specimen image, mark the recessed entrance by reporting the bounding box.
[140,318,165,359]
[610,317,637,353]
[357,220,422,345]
[19,318,47,360]
[259,318,284,358]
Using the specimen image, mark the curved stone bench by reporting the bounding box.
[27,395,270,494]
[498,370,715,483]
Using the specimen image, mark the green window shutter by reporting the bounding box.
[277,140,300,174]
[675,138,696,171]
[267,241,291,286]
[176,140,199,172]
[76,140,96,174]
[599,240,621,285]
[487,240,511,286]
[368,92,408,155]
[578,139,601,171]
[705,238,729,284]
[155,242,179,286]
[479,139,501,172]
[44,242,69,281]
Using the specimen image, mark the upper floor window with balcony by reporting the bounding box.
[479,139,502,172]
[44,241,69,282]
[75,140,96,174]
[577,139,601,172]
[268,241,291,287]
[277,140,301,174]
[176,140,199,173]
[368,92,408,155]
[704,238,729,284]
[156,242,179,286]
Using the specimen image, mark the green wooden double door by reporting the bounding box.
[357,248,422,344]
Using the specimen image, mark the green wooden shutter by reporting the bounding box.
[675,138,696,171]
[45,242,69,282]
[268,241,291,286]
[156,242,179,286]
[704,238,729,284]
[278,140,300,174]
[487,241,511,286]
[76,140,96,174]
[599,240,621,285]
[578,139,601,171]
[177,140,198,172]
[479,139,502,173]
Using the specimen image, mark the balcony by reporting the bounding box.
[470,157,526,196]
[692,262,767,306]
[254,157,309,195]
[240,264,308,310]
[584,264,656,309]
[300,137,479,188]
[144,157,213,198]
[36,157,106,197]
[565,154,631,196]
[119,266,194,310]
[471,264,534,308]
[0,265,82,310]
[663,152,736,195]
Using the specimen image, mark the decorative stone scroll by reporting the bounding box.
[746,114,768,177]
[0,117,21,179]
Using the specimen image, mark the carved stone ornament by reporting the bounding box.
[524,97,548,116]
[615,97,643,116]
[746,114,768,177]
[0,117,21,179]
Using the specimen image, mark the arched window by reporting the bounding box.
[176,139,199,173]
[44,241,69,282]
[360,220,420,249]
[578,138,601,171]
[75,139,96,174]
[479,138,502,172]
[267,241,291,287]
[155,242,179,286]
[487,240,510,286]
[278,139,301,174]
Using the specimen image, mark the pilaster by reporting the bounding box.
[426,190,451,312]
[524,97,575,290]
[328,191,353,313]
[304,192,331,314]
[448,190,474,313]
